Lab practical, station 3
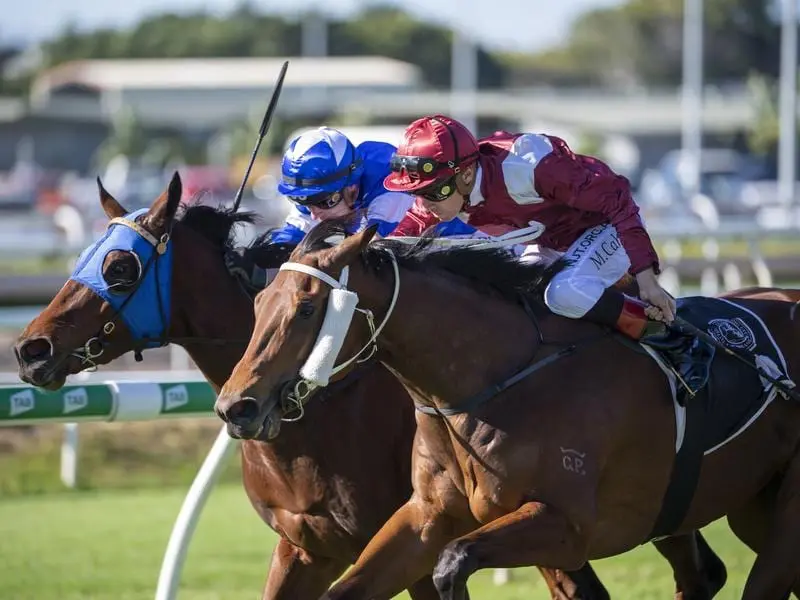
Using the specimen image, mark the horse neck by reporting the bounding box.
[354,261,541,408]
[167,228,254,392]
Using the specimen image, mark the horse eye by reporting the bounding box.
[297,301,315,319]
[103,253,141,294]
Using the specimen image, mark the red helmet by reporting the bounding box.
[384,115,479,193]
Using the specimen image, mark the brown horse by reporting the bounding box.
[217,219,800,600]
[14,175,729,600]
[13,173,630,600]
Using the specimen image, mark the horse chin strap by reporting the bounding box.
[277,249,400,410]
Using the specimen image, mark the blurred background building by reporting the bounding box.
[0,1,797,260]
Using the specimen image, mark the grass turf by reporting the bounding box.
[0,483,757,600]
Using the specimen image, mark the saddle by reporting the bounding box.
[638,296,794,409]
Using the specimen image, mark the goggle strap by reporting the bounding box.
[282,158,362,188]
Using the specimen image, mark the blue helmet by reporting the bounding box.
[278,127,364,200]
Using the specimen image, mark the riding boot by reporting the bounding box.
[582,288,666,339]
[583,289,710,396]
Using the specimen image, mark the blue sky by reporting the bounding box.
[2,0,623,52]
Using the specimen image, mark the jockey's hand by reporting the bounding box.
[224,247,268,294]
[223,247,255,282]
[636,268,676,323]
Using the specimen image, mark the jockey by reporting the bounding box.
[384,114,679,347]
[225,126,416,292]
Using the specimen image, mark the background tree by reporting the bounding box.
[507,0,781,88]
[35,4,505,89]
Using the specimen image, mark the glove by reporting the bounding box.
[224,247,267,294]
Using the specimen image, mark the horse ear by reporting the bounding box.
[329,223,379,267]
[97,177,128,219]
[144,171,182,234]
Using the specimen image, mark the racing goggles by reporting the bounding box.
[418,176,458,203]
[389,154,460,201]
[389,154,453,177]
[287,190,345,210]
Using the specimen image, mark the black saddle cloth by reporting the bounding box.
[645,295,792,539]
[648,296,789,450]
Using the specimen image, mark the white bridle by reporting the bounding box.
[275,249,400,415]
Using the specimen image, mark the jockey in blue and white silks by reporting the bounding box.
[270,127,415,243]
[226,126,421,292]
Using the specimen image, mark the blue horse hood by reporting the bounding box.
[69,208,172,347]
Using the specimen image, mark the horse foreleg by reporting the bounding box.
[432,501,588,600]
[261,537,347,600]
[741,451,800,600]
[320,498,470,600]
[653,531,727,600]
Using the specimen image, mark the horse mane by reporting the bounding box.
[177,202,253,249]
[176,198,296,268]
[296,217,569,305]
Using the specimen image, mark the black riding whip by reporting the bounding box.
[231,60,289,213]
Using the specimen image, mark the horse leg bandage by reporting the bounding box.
[299,288,359,387]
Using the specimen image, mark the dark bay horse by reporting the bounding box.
[217,220,800,600]
[13,173,637,600]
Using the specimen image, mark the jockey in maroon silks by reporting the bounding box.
[384,114,678,345]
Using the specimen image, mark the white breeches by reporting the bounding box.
[520,224,631,318]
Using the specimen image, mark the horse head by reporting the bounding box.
[215,220,385,440]
[14,171,284,391]
[15,173,187,389]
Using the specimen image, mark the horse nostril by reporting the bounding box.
[225,399,261,428]
[214,405,229,423]
[17,337,53,363]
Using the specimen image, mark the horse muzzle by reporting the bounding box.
[215,386,283,441]
[14,336,72,390]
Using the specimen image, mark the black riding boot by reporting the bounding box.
[582,289,713,397]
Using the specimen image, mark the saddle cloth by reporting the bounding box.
[643,296,795,540]
[646,296,794,454]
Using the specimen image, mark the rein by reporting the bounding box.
[390,222,545,250]
[414,346,578,417]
